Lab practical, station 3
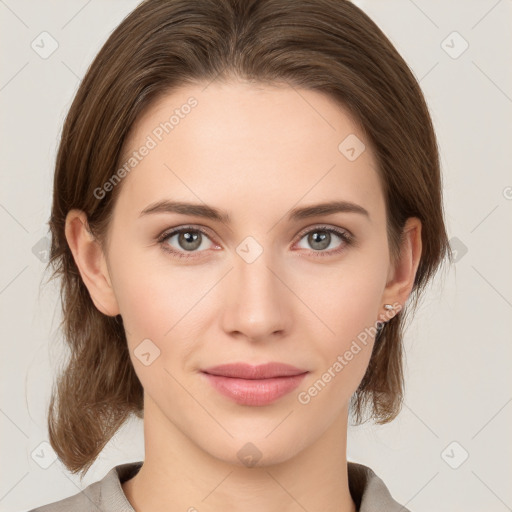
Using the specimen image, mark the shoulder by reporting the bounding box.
[26,478,104,512]
[27,461,143,512]
[348,461,412,512]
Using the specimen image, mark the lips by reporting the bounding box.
[201,362,309,406]
[202,362,308,379]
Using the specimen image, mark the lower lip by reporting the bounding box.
[201,372,308,406]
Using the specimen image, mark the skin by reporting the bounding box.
[65,79,422,512]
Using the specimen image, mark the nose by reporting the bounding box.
[220,247,291,342]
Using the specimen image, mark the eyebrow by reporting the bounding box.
[138,199,370,223]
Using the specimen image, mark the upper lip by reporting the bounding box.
[202,362,308,379]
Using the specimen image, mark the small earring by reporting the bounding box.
[384,304,394,310]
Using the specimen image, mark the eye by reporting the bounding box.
[157,224,354,260]
[294,225,353,257]
[157,226,218,259]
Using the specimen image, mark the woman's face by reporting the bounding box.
[97,80,402,465]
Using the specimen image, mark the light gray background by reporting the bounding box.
[1,1,511,511]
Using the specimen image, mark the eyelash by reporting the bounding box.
[156,224,354,260]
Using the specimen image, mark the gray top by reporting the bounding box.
[28,461,411,512]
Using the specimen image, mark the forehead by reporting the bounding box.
[114,80,383,222]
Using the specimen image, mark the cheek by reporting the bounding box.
[108,240,189,334]
[306,258,387,344]
[108,248,213,363]
[112,269,169,338]
[297,280,380,413]
[299,254,387,398]
[108,262,199,397]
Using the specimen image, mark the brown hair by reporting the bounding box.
[45,0,453,477]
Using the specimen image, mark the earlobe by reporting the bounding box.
[381,217,423,312]
[64,209,120,317]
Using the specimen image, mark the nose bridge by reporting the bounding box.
[221,238,289,339]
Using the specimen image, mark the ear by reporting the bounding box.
[64,209,120,317]
[380,217,422,318]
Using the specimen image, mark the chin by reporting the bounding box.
[194,427,312,469]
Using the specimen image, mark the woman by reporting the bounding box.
[31,0,452,510]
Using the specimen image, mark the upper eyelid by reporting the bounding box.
[296,224,351,238]
[158,224,215,242]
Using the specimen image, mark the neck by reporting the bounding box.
[122,395,356,512]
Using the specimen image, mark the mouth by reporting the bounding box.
[200,362,309,406]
